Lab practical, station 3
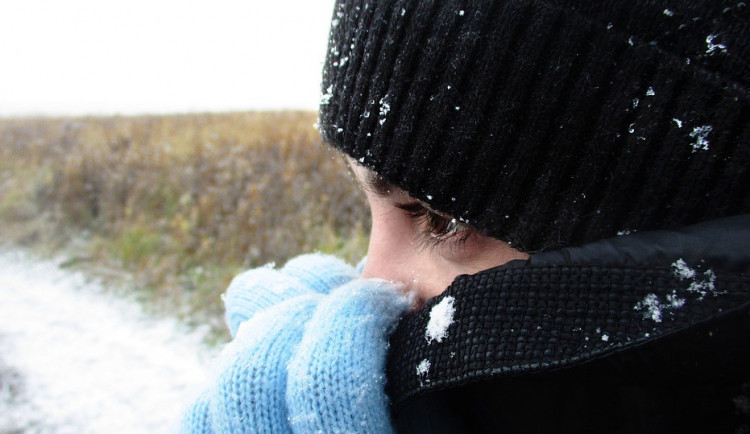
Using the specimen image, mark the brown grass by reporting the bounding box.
[0,112,370,340]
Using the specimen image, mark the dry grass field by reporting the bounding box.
[0,112,370,339]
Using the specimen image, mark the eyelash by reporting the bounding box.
[396,202,472,249]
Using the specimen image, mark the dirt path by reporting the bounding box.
[0,249,217,433]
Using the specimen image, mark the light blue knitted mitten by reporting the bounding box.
[181,253,410,433]
[286,278,407,432]
[223,253,359,337]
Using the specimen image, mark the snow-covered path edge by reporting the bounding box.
[0,248,218,433]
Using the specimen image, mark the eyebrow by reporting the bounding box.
[363,170,398,198]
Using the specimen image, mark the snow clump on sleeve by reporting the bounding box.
[425,296,456,344]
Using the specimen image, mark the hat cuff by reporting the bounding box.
[320,0,750,251]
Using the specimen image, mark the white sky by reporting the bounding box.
[0,0,336,116]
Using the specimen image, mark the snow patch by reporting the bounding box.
[0,249,214,433]
[425,296,456,344]
[634,290,687,323]
[687,269,717,299]
[672,258,696,280]
[332,11,344,28]
[378,96,390,126]
[706,34,728,55]
[320,85,334,106]
[673,258,719,299]
[689,125,712,152]
[416,359,430,385]
[637,259,720,322]
[635,293,663,322]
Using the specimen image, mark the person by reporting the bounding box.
[182,0,750,432]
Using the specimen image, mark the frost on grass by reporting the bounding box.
[689,125,712,152]
[425,296,456,344]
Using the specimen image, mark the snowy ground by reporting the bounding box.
[0,249,218,433]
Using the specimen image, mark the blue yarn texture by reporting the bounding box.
[181,253,410,433]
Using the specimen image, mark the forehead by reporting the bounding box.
[348,158,403,198]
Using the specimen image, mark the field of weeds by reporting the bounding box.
[0,112,370,340]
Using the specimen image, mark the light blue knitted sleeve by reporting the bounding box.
[181,253,411,433]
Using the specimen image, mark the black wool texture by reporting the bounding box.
[319,0,750,252]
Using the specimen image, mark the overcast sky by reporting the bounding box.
[0,0,335,116]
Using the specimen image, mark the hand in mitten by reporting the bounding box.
[181,254,411,433]
[223,253,358,336]
[181,294,320,433]
[286,278,411,433]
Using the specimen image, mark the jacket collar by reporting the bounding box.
[386,215,750,406]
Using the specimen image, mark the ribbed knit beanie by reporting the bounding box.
[319,0,750,252]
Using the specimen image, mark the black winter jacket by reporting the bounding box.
[387,215,750,433]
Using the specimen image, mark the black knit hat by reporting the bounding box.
[319,0,750,252]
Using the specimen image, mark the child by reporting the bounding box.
[183,0,750,431]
